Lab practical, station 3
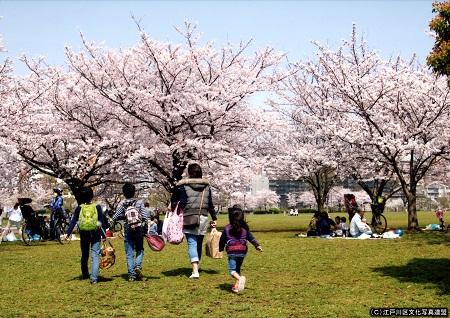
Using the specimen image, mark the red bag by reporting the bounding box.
[145,234,165,252]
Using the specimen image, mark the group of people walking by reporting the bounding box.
[64,163,262,293]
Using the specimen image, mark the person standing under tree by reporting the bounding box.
[49,188,64,240]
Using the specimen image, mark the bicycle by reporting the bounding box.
[369,203,387,234]
[21,211,70,245]
[105,211,124,239]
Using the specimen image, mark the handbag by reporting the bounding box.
[183,189,206,228]
[205,228,223,259]
[100,240,115,270]
[165,202,184,244]
[145,234,165,252]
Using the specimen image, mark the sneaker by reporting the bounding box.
[128,276,135,282]
[82,274,90,280]
[231,283,239,293]
[135,268,143,280]
[90,280,97,285]
[238,276,246,292]
[189,272,199,279]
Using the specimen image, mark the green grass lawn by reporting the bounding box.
[0,212,449,318]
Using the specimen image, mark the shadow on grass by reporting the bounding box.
[111,273,160,281]
[372,258,450,295]
[161,267,220,277]
[67,275,113,282]
[218,283,233,293]
[218,283,251,294]
[407,231,450,246]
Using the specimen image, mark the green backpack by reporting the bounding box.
[78,204,99,231]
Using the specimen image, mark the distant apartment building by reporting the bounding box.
[250,170,270,195]
[269,179,308,208]
[425,181,449,199]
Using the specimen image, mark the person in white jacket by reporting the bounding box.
[1,202,23,241]
[350,208,372,238]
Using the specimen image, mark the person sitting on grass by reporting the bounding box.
[349,208,373,238]
[219,205,262,293]
[65,186,107,284]
[340,216,349,237]
[317,212,334,236]
[307,211,320,236]
[334,216,342,236]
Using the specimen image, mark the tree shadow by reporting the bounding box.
[372,258,450,295]
[161,267,220,277]
[407,231,450,246]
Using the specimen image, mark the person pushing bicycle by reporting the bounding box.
[49,188,64,240]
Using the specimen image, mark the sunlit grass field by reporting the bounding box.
[0,211,449,318]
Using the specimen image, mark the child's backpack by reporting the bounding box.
[124,200,142,229]
[78,204,99,231]
[225,226,248,254]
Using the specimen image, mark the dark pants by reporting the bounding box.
[79,230,101,280]
[50,210,63,239]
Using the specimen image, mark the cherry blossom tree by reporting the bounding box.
[5,61,140,202]
[271,68,341,212]
[294,27,450,230]
[64,22,286,193]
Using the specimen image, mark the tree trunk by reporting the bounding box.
[65,178,86,204]
[406,194,419,230]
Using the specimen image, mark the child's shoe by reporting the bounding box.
[238,276,246,292]
[135,268,143,280]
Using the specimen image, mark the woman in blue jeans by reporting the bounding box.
[171,163,217,279]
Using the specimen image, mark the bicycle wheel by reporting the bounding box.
[371,214,387,234]
[21,223,36,246]
[113,221,124,238]
[55,222,69,244]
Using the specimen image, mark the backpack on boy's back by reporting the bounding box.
[78,204,99,231]
[124,200,142,229]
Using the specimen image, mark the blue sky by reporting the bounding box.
[0,0,435,75]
